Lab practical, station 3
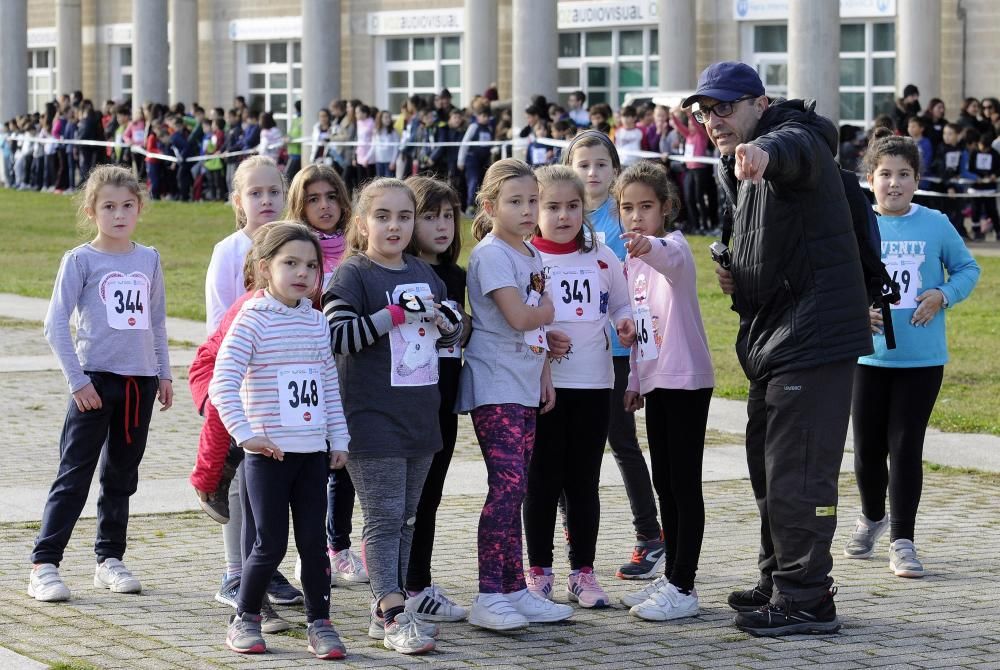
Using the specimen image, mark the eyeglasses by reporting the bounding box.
[693,96,756,124]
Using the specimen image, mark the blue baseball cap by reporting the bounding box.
[682,61,765,108]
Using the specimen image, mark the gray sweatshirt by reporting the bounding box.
[43,243,171,393]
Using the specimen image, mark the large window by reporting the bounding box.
[839,22,896,126]
[747,21,895,127]
[110,45,132,102]
[245,40,302,131]
[382,35,461,112]
[557,28,659,108]
[28,48,56,113]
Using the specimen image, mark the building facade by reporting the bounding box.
[2,0,999,131]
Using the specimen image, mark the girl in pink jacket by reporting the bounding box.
[616,161,714,623]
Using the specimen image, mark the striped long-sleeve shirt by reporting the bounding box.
[209,290,349,454]
[321,254,462,458]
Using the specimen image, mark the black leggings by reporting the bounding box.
[644,387,712,592]
[239,451,330,622]
[852,365,943,542]
[405,407,458,591]
[525,388,610,569]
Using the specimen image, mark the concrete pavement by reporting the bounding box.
[1,293,998,668]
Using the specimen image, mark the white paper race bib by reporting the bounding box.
[945,151,961,170]
[551,266,599,322]
[683,141,695,158]
[277,365,325,427]
[102,273,150,330]
[531,146,549,165]
[884,253,924,310]
[976,152,993,171]
[634,305,658,360]
[523,290,548,350]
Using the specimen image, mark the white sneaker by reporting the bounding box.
[382,612,435,655]
[28,564,70,602]
[405,584,468,622]
[330,548,368,583]
[621,575,670,607]
[630,582,699,621]
[508,588,573,623]
[468,593,528,631]
[94,558,141,593]
[368,601,439,639]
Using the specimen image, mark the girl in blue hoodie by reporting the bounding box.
[844,130,980,578]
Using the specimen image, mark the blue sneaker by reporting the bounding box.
[267,570,303,605]
[215,573,240,608]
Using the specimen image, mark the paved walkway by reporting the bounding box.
[0,295,998,669]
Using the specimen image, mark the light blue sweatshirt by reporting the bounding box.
[588,197,630,357]
[859,204,980,368]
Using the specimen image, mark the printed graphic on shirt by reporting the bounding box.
[277,365,326,426]
[100,271,150,330]
[881,240,926,310]
[389,282,439,387]
[524,271,548,353]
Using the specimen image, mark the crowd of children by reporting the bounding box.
[22,77,982,660]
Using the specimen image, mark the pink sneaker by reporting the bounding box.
[567,567,610,608]
[525,566,554,600]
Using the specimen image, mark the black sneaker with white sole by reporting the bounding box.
[727,582,773,612]
[733,589,841,637]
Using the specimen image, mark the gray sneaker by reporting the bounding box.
[28,564,70,602]
[226,612,266,654]
[94,558,141,593]
[260,600,291,633]
[843,514,889,559]
[382,612,435,655]
[889,539,925,578]
[307,619,347,660]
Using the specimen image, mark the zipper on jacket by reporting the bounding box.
[782,276,798,343]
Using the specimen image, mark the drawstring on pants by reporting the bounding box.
[123,376,140,445]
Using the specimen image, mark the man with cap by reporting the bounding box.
[684,61,871,636]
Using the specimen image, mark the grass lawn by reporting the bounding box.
[1,188,996,435]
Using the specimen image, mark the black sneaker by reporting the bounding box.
[267,570,304,605]
[727,583,773,612]
[616,538,666,580]
[733,589,841,637]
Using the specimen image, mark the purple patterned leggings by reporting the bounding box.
[471,403,536,594]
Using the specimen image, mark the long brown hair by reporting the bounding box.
[344,178,417,259]
[251,221,324,305]
[613,161,681,228]
[287,164,351,235]
[406,175,462,264]
[471,158,536,241]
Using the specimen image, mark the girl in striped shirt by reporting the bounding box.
[209,222,349,660]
